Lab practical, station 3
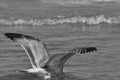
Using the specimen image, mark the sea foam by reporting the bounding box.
[0,15,119,26]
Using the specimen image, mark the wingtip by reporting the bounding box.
[70,47,97,54]
[81,47,97,54]
[4,33,39,41]
[89,47,97,51]
[4,33,23,41]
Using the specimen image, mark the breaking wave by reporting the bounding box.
[0,15,120,26]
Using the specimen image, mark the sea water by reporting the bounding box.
[0,3,120,80]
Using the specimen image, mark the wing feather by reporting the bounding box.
[4,33,49,68]
[21,45,37,68]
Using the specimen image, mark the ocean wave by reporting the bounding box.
[0,15,119,26]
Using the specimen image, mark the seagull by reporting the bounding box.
[4,33,97,80]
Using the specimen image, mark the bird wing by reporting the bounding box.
[44,47,97,73]
[4,33,49,68]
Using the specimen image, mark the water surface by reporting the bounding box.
[0,3,120,80]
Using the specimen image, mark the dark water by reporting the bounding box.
[0,3,120,80]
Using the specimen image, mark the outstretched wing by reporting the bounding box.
[4,33,49,68]
[44,47,97,73]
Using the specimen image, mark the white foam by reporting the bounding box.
[0,15,119,26]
